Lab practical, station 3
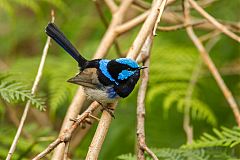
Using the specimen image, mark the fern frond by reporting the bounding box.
[0,76,45,111]
[183,127,240,149]
[147,43,216,125]
[154,148,209,160]
[117,153,136,160]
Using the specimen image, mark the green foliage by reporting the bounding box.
[183,126,240,149]
[117,148,239,160]
[118,147,240,160]
[0,0,67,16]
[0,75,45,111]
[0,123,56,159]
[117,153,136,160]
[148,43,217,125]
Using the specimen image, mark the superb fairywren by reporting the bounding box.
[45,23,146,110]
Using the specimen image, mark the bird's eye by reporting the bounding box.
[127,68,131,71]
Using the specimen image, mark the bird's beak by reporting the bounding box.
[139,66,148,70]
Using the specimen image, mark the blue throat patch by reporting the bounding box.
[107,87,117,98]
[118,70,135,80]
[99,59,119,85]
[116,58,139,69]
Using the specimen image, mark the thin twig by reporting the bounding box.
[137,36,158,160]
[115,10,150,34]
[127,0,167,60]
[184,0,240,127]
[94,0,123,57]
[188,0,240,42]
[134,0,240,33]
[157,20,206,31]
[199,29,221,42]
[104,0,118,13]
[32,102,99,160]
[6,10,55,160]
[63,141,70,160]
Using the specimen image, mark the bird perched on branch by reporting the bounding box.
[45,23,146,116]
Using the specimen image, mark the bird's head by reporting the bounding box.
[106,58,147,84]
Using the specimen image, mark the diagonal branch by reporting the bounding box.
[188,0,240,42]
[32,102,99,160]
[183,0,240,127]
[104,0,118,13]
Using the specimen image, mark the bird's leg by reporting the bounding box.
[98,102,115,118]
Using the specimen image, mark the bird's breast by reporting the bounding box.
[84,87,120,104]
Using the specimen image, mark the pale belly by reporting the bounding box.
[84,87,120,104]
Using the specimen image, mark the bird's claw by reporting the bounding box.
[101,106,115,118]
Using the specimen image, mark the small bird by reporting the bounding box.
[45,23,146,115]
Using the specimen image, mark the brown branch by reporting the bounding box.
[6,10,55,160]
[86,103,116,159]
[115,10,150,34]
[51,87,87,159]
[104,0,118,13]
[127,0,167,60]
[199,29,221,42]
[32,102,99,160]
[94,0,123,57]
[157,20,206,31]
[188,0,240,42]
[183,0,240,127]
[137,36,158,160]
[134,0,240,33]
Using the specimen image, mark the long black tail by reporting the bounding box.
[45,23,87,67]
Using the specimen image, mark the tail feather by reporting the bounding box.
[45,23,87,67]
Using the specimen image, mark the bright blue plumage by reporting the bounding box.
[118,70,135,80]
[99,59,119,85]
[116,58,139,69]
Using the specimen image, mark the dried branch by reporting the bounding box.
[127,0,167,60]
[137,36,157,160]
[51,87,87,159]
[6,10,55,160]
[104,0,118,13]
[183,0,240,127]
[134,0,240,33]
[94,0,123,57]
[115,10,150,34]
[188,0,240,42]
[157,20,205,31]
[32,102,99,160]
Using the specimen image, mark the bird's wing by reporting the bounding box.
[67,68,101,89]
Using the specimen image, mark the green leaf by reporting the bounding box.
[0,75,45,111]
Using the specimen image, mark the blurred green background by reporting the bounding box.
[0,0,239,159]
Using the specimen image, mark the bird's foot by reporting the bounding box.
[99,103,115,118]
[70,116,92,129]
